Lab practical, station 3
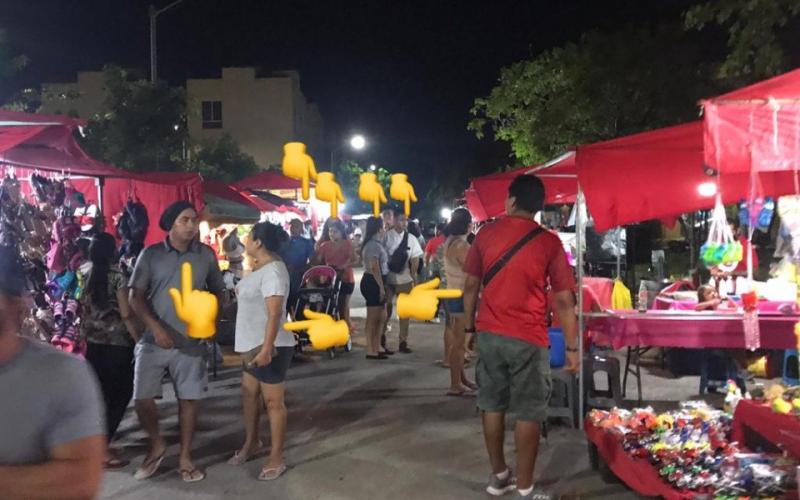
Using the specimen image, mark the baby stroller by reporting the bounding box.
[291,265,352,359]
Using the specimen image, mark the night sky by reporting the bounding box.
[1,0,697,194]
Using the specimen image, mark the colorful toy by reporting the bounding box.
[315,172,345,219]
[284,309,349,350]
[358,172,387,216]
[723,380,743,414]
[281,142,317,201]
[389,173,417,216]
[396,278,463,321]
[772,397,793,414]
[169,262,219,339]
[700,194,743,271]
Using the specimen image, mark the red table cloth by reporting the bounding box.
[585,421,695,499]
[587,310,800,350]
[732,399,800,459]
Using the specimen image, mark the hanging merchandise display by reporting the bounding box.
[115,198,149,276]
[700,194,743,271]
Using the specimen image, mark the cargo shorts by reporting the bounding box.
[475,332,552,422]
[133,340,208,400]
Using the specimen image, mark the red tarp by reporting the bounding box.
[576,121,800,232]
[704,68,800,180]
[234,171,302,191]
[466,153,578,221]
[204,180,304,214]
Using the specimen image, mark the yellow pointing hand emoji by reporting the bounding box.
[284,309,350,350]
[390,173,417,216]
[358,172,387,216]
[315,172,345,219]
[282,142,318,200]
[168,262,219,339]
[397,278,462,321]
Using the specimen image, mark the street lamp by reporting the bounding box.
[440,208,453,220]
[330,134,368,170]
[149,0,188,83]
[369,164,377,171]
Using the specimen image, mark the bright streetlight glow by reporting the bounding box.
[369,164,377,171]
[440,208,453,220]
[350,134,366,150]
[697,182,718,197]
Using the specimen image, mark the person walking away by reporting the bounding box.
[0,246,106,499]
[228,222,294,480]
[313,219,357,330]
[424,222,447,269]
[359,217,390,359]
[443,208,477,396]
[382,208,423,353]
[463,175,579,499]
[82,232,142,469]
[128,201,227,483]
[279,219,314,318]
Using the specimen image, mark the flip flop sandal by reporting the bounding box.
[446,390,477,398]
[179,468,206,483]
[258,463,287,481]
[227,441,265,466]
[105,457,130,469]
[133,452,166,481]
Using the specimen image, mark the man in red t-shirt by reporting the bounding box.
[463,174,579,498]
[424,222,447,267]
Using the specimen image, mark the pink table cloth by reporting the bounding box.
[654,296,797,314]
[587,310,800,350]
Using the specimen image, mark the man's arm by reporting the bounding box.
[553,290,579,373]
[129,288,173,349]
[463,275,480,331]
[0,435,105,500]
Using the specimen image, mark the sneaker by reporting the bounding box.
[486,469,516,496]
[399,342,412,354]
[518,488,552,500]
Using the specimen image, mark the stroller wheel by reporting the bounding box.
[328,349,335,360]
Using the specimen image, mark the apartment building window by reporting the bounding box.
[201,100,222,129]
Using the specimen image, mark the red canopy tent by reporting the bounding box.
[466,152,578,221]
[204,180,304,216]
[703,68,800,181]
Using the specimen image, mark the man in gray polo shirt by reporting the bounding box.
[0,246,106,499]
[129,201,225,483]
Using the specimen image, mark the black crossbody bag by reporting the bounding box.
[481,227,545,288]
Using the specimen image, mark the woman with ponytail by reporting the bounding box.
[82,232,141,468]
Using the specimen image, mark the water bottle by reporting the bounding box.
[638,281,648,313]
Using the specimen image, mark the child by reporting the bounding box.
[695,285,737,311]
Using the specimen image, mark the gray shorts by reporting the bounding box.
[133,341,207,400]
[475,332,551,422]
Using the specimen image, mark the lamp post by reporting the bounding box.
[330,134,367,171]
[149,0,187,83]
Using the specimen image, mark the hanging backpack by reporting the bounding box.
[388,231,410,274]
[117,200,149,258]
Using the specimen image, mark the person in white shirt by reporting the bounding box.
[228,222,294,481]
[381,208,424,353]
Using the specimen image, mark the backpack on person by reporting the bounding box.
[387,231,410,274]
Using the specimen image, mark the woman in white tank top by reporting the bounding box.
[443,208,477,396]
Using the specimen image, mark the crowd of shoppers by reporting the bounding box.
[0,174,577,499]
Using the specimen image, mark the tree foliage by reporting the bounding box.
[80,66,188,172]
[469,25,718,165]
[186,134,259,183]
[0,29,27,82]
[685,0,800,82]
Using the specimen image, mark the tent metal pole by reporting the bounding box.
[615,227,622,279]
[95,177,105,230]
[576,188,586,429]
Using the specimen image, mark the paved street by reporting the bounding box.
[99,271,717,499]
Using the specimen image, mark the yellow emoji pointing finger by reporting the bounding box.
[315,172,345,219]
[397,278,462,321]
[390,173,417,216]
[281,142,318,201]
[168,262,219,339]
[358,172,388,217]
[284,309,350,350]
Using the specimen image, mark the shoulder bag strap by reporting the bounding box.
[482,227,545,288]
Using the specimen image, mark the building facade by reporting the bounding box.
[39,67,324,170]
